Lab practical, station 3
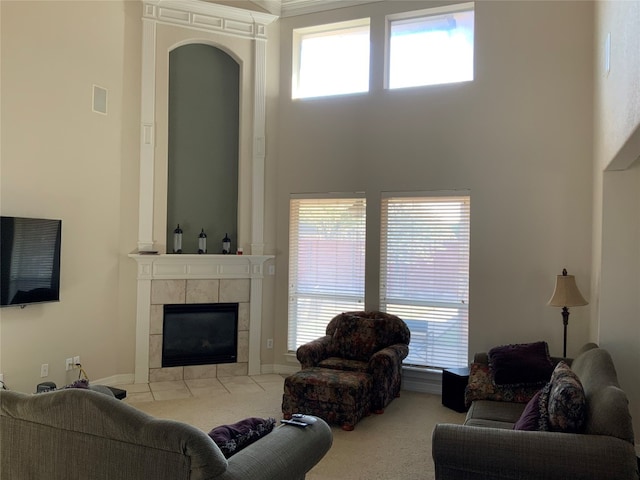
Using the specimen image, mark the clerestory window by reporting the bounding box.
[386,2,475,89]
[292,18,370,99]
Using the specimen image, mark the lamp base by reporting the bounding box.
[561,306,570,358]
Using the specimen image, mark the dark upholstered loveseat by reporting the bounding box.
[1,388,332,480]
[295,310,410,413]
[432,343,638,480]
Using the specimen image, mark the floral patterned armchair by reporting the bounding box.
[296,311,410,413]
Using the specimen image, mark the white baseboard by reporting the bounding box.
[265,363,301,376]
[91,373,135,387]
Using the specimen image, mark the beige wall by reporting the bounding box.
[2,2,636,447]
[593,0,640,447]
[272,0,594,368]
[0,0,141,393]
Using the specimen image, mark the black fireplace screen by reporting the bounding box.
[162,303,238,367]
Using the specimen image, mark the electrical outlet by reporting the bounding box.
[266,339,273,349]
[65,358,74,371]
[40,364,49,378]
[73,355,81,366]
[268,265,275,275]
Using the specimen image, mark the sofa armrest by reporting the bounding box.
[296,335,332,368]
[220,417,333,480]
[432,424,639,480]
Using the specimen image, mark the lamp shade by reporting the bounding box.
[548,269,588,307]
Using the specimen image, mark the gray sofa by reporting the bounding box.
[0,388,332,480]
[432,343,639,480]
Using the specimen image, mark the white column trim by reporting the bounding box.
[251,38,267,256]
[137,17,157,251]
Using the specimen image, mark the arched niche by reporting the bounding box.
[167,43,239,254]
[136,0,277,255]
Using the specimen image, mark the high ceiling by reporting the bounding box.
[206,0,381,17]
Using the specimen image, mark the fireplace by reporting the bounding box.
[130,2,277,384]
[162,303,238,368]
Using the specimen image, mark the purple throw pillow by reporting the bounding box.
[513,388,543,430]
[488,341,554,386]
[208,417,276,458]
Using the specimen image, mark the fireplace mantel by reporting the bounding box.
[129,253,274,280]
[130,253,273,383]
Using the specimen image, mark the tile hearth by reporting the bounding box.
[119,374,287,403]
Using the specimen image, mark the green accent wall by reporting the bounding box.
[167,43,239,254]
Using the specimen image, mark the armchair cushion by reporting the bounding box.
[327,314,381,361]
[318,357,368,372]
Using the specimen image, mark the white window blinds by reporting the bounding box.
[380,193,470,368]
[288,195,366,351]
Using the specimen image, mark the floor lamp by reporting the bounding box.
[548,268,589,358]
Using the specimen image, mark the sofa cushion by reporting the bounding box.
[208,417,276,458]
[328,314,381,361]
[488,341,554,386]
[539,361,586,433]
[465,362,543,406]
[465,399,526,429]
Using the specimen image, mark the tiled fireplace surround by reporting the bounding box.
[148,278,251,383]
[129,254,273,384]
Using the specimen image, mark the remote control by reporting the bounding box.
[291,414,317,424]
[281,419,309,428]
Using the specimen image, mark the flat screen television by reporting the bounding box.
[0,216,62,307]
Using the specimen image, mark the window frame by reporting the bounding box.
[292,17,371,99]
[379,191,470,369]
[384,2,475,90]
[287,193,367,352]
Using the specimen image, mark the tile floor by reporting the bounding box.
[116,374,287,403]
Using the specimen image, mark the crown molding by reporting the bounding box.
[143,0,278,40]
[280,0,382,17]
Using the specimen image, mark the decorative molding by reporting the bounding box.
[129,253,273,280]
[250,0,282,16]
[144,0,277,40]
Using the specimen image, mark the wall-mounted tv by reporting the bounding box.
[0,216,62,307]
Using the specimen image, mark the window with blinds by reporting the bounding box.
[288,195,366,351]
[380,192,470,369]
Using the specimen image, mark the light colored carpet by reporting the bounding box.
[130,378,466,480]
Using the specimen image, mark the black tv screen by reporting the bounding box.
[0,216,62,307]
